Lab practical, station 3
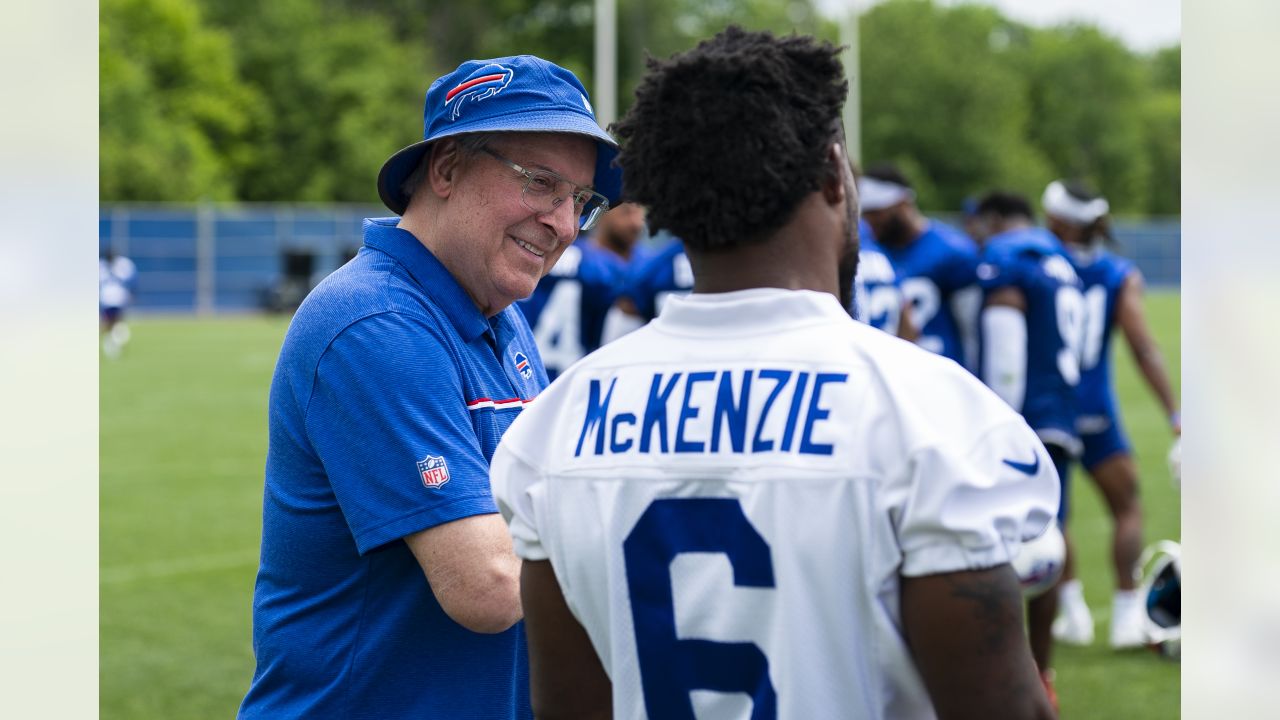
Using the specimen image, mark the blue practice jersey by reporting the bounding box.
[623,237,694,321]
[519,238,626,380]
[978,227,1084,452]
[1071,248,1135,431]
[241,219,540,719]
[881,221,980,367]
[852,222,904,334]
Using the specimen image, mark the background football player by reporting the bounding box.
[1041,179,1182,649]
[972,190,1085,708]
[859,164,981,369]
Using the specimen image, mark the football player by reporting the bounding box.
[1041,180,1181,649]
[859,164,981,369]
[851,218,912,336]
[99,248,137,358]
[972,190,1086,706]
[518,205,646,380]
[599,232,694,343]
[493,28,1058,720]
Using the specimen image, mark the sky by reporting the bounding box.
[816,0,1181,51]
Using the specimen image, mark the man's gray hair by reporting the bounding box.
[400,133,494,199]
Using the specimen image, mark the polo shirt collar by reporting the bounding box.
[362,217,491,342]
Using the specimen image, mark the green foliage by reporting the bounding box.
[100,0,1180,212]
[860,0,1051,210]
[857,0,1180,214]
[100,0,260,201]
[1021,24,1152,213]
[196,0,431,202]
[1142,46,1181,214]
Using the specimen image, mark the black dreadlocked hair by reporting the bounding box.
[611,26,848,252]
[976,190,1034,220]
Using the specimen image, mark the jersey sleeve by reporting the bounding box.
[976,246,1024,295]
[490,415,549,561]
[305,312,500,554]
[894,417,1060,577]
[945,242,981,292]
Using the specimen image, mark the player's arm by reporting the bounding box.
[981,287,1028,411]
[1115,270,1180,434]
[897,296,920,342]
[522,559,613,719]
[404,515,522,633]
[901,564,1055,720]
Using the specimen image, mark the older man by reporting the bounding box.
[238,55,621,719]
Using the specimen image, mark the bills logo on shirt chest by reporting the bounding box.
[416,455,450,489]
[512,350,533,380]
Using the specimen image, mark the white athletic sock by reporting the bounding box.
[1060,579,1085,604]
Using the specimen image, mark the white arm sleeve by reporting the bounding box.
[601,305,645,345]
[981,305,1027,412]
[490,434,549,561]
[950,284,983,372]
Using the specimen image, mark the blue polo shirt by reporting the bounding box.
[240,218,543,719]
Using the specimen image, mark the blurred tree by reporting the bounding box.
[345,0,837,121]
[1021,24,1152,213]
[1143,45,1180,214]
[197,0,430,202]
[100,0,259,201]
[859,0,1051,211]
[102,0,1178,211]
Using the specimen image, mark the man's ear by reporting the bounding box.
[428,140,463,199]
[822,142,847,206]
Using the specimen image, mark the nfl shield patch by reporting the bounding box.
[417,455,450,489]
[512,350,533,380]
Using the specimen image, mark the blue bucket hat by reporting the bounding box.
[377,55,622,216]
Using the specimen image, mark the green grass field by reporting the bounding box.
[100,293,1181,718]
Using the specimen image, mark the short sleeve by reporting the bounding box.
[946,244,981,292]
[977,248,1022,294]
[894,418,1060,577]
[306,312,499,554]
[489,433,549,562]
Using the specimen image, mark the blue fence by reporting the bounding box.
[99,204,1181,313]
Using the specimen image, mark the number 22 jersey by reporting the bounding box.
[491,288,1059,720]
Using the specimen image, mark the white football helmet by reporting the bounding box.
[1012,523,1066,599]
[1137,540,1181,660]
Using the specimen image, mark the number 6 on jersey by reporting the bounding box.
[624,498,778,720]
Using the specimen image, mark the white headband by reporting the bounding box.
[857,176,915,212]
[1042,180,1109,225]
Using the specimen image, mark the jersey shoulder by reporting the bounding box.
[926,219,978,255]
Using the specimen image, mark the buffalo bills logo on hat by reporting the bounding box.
[444,64,515,121]
[512,350,533,380]
[417,455,450,489]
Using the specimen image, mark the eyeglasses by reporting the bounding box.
[482,148,610,232]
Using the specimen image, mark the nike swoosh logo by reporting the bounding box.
[1002,453,1040,475]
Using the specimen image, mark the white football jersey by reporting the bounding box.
[491,288,1059,720]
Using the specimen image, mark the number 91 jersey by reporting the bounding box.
[977,227,1084,452]
[492,289,1059,719]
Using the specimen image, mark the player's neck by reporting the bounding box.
[686,198,841,301]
